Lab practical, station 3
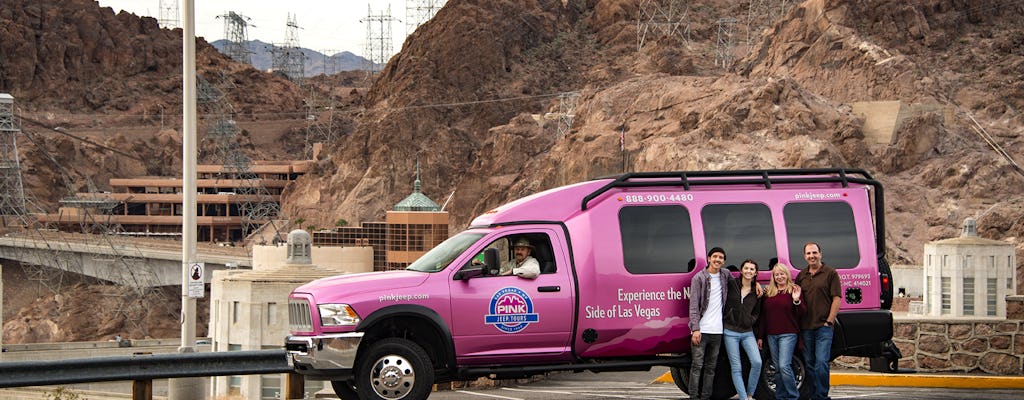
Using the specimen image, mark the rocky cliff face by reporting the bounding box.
[286,0,1023,270]
[1,0,1022,342]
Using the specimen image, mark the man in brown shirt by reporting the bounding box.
[794,242,841,400]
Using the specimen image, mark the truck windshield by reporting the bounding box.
[406,232,485,272]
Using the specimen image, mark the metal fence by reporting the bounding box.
[0,349,298,399]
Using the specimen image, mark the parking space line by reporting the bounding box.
[455,389,525,400]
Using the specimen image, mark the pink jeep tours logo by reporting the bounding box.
[484,287,539,333]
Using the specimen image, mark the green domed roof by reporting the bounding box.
[394,178,440,211]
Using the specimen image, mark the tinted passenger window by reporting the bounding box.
[619,206,695,274]
[701,203,777,271]
[784,201,860,269]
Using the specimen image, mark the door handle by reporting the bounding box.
[538,286,561,292]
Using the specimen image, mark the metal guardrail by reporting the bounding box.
[0,349,291,388]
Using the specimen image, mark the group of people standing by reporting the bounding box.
[687,243,841,400]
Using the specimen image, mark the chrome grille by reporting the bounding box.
[289,299,313,332]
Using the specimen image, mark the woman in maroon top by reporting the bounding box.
[757,264,805,400]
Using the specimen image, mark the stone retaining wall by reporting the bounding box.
[835,318,1024,375]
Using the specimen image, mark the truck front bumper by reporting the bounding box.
[286,332,364,376]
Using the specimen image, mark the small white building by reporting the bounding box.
[208,230,371,399]
[923,218,1016,317]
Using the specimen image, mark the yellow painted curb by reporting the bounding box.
[653,371,674,384]
[653,371,1024,389]
[830,373,1024,389]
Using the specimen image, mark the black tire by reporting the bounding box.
[670,351,737,400]
[355,338,435,400]
[331,380,360,400]
[754,348,809,400]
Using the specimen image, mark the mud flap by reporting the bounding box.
[868,340,903,373]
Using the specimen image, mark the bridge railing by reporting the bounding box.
[0,349,303,399]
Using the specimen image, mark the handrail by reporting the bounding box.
[580,168,885,260]
[0,349,290,388]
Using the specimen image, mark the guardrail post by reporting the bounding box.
[284,373,304,399]
[132,379,153,400]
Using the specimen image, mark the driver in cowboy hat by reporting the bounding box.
[500,238,540,279]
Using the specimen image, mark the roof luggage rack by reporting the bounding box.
[581,168,884,259]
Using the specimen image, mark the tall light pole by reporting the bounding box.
[169,0,202,397]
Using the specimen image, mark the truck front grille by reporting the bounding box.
[289,299,313,332]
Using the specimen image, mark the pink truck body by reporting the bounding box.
[286,169,897,399]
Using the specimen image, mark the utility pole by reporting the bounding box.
[270,14,306,84]
[218,11,254,65]
[406,0,446,36]
[168,0,201,398]
[158,0,180,29]
[0,93,27,226]
[362,5,399,75]
[636,0,690,51]
[715,17,739,69]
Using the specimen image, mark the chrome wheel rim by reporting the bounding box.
[369,354,415,399]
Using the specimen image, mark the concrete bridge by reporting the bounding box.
[0,231,251,287]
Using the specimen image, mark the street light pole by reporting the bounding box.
[169,0,202,398]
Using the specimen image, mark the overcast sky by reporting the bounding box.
[96,0,429,55]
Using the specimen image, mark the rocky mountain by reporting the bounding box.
[284,0,1023,270]
[1,0,1022,342]
[209,39,377,76]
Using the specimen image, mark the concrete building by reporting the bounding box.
[922,218,1017,317]
[35,160,313,243]
[313,173,449,271]
[207,229,361,399]
[207,174,449,399]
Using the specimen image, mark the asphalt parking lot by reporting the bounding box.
[417,368,1024,400]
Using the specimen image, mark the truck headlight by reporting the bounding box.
[318,304,361,326]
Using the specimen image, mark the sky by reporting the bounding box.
[96,0,430,55]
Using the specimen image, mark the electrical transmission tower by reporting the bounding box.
[406,0,446,36]
[270,14,306,85]
[557,92,579,138]
[218,11,254,65]
[715,17,739,69]
[636,0,691,51]
[157,0,180,29]
[362,5,399,75]
[0,94,161,305]
[746,0,790,45]
[198,75,281,245]
[0,93,27,226]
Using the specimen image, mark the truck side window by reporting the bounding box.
[701,203,777,271]
[471,234,556,276]
[619,205,695,274]
[784,201,860,269]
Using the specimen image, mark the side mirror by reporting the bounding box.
[483,248,500,276]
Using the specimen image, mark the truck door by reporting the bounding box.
[448,227,574,365]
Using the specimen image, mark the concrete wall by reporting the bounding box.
[891,264,923,297]
[851,101,953,145]
[923,242,1016,317]
[251,244,373,273]
[835,316,1024,375]
[852,100,903,144]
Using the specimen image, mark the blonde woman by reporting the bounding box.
[757,264,805,400]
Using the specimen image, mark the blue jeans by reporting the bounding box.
[723,329,762,399]
[802,327,834,400]
[767,333,799,400]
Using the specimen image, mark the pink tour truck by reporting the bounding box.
[286,169,900,400]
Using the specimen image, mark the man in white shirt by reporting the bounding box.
[500,238,540,279]
[687,247,730,399]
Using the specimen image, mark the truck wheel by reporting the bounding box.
[754,350,806,400]
[331,380,359,400]
[356,338,434,400]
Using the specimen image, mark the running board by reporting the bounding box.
[456,356,690,380]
